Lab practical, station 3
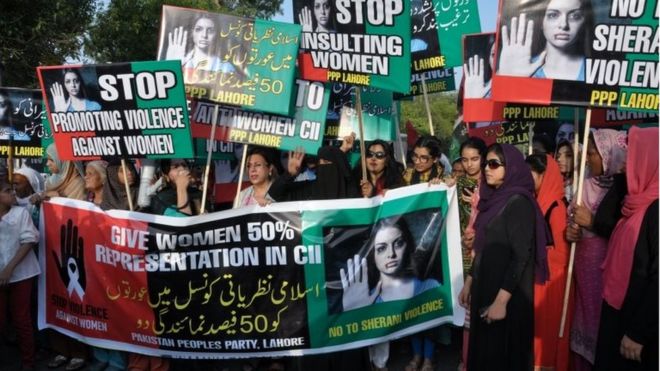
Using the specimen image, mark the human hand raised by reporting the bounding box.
[298,7,314,32]
[464,55,489,98]
[498,13,546,77]
[166,26,188,61]
[52,219,86,300]
[340,254,381,311]
[340,132,356,153]
[50,82,68,112]
[287,147,305,176]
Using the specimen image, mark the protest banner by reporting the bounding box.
[37,62,194,161]
[396,0,459,99]
[294,0,411,93]
[158,6,300,116]
[193,139,236,161]
[492,0,658,111]
[433,0,482,68]
[324,84,395,141]
[190,79,330,154]
[462,33,507,122]
[38,184,464,358]
[590,108,659,128]
[0,88,48,158]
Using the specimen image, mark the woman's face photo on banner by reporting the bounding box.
[497,0,593,81]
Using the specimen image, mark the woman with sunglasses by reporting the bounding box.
[403,136,445,187]
[400,135,445,371]
[356,140,404,198]
[459,143,549,371]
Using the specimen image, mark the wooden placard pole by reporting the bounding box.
[200,104,219,214]
[120,159,134,211]
[233,144,249,209]
[420,74,434,136]
[559,108,592,338]
[355,89,367,181]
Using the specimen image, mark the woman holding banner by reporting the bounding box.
[526,154,571,371]
[84,161,108,207]
[298,0,335,33]
[565,129,627,370]
[458,143,549,371]
[100,160,138,211]
[165,13,235,74]
[400,136,445,371]
[49,68,101,112]
[498,0,593,81]
[355,140,404,198]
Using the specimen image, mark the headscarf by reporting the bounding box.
[44,144,86,200]
[581,129,627,215]
[14,166,44,196]
[536,155,565,214]
[85,160,108,189]
[101,160,138,211]
[473,144,549,282]
[602,127,658,310]
[315,146,355,200]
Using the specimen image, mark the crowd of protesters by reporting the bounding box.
[0,125,657,371]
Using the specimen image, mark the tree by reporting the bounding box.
[400,92,459,153]
[84,0,284,64]
[0,0,97,88]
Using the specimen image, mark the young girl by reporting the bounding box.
[0,181,40,370]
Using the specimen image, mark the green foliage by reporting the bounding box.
[400,92,459,152]
[0,0,97,87]
[84,0,284,64]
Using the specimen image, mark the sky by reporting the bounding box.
[271,0,500,86]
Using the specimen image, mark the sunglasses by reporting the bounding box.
[482,159,505,170]
[367,151,386,160]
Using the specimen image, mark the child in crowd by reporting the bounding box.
[0,181,40,370]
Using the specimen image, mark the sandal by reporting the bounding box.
[404,356,421,371]
[420,359,434,371]
[48,355,68,368]
[65,358,86,371]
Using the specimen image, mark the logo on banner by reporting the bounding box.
[52,220,87,301]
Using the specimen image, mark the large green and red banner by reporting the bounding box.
[189,79,330,155]
[158,6,300,116]
[492,0,658,111]
[37,61,194,161]
[293,0,412,93]
[39,185,464,358]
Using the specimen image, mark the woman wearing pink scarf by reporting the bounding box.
[567,128,627,371]
[594,126,658,370]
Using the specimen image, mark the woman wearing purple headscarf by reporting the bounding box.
[458,143,549,371]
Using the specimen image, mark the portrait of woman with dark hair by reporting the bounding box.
[298,0,336,33]
[464,34,497,98]
[498,0,593,81]
[340,216,440,312]
[49,68,101,112]
[165,12,235,74]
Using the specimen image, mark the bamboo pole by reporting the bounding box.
[120,159,134,211]
[355,89,367,181]
[233,144,248,209]
[420,74,435,136]
[200,104,219,214]
[559,108,591,338]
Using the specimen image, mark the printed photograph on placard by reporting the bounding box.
[492,0,658,111]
